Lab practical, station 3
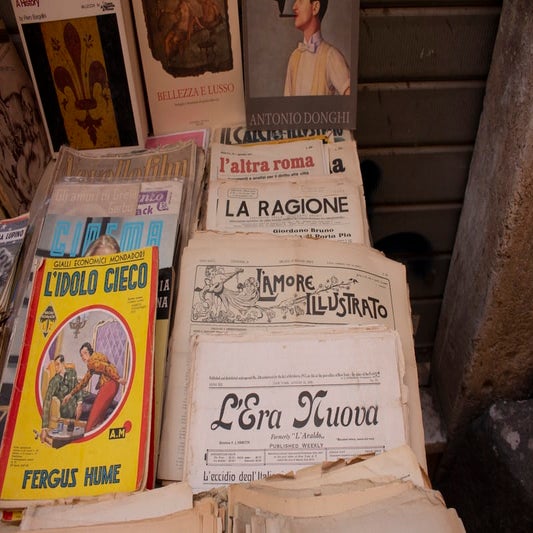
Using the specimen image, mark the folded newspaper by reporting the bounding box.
[158,232,425,482]
[184,325,409,493]
[204,174,368,243]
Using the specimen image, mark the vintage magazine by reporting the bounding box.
[0,141,199,460]
[158,233,425,482]
[146,129,211,152]
[131,0,246,135]
[212,125,353,145]
[204,174,369,245]
[0,213,29,321]
[241,0,359,131]
[39,179,184,487]
[11,0,148,155]
[0,19,50,217]
[51,141,197,184]
[184,325,409,493]
[0,247,158,505]
[51,141,204,246]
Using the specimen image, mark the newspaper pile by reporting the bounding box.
[158,135,425,486]
[17,446,465,532]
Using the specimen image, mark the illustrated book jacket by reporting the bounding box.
[131,0,246,134]
[0,246,158,505]
[11,0,148,155]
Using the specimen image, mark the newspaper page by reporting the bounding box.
[228,445,465,532]
[212,126,353,145]
[184,325,408,493]
[327,139,364,179]
[208,139,329,183]
[204,174,368,244]
[158,233,424,481]
[230,480,465,533]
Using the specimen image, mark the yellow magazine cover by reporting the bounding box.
[0,247,158,504]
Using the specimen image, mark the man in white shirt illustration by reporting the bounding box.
[284,0,351,96]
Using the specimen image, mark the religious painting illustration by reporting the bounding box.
[140,0,234,77]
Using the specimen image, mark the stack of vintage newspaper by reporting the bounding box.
[201,137,370,245]
[16,446,464,532]
[158,231,425,484]
[156,131,425,488]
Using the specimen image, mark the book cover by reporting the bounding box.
[131,0,246,134]
[11,0,148,155]
[0,246,158,504]
[38,179,184,486]
[242,0,359,131]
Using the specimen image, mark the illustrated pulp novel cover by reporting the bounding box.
[0,247,158,504]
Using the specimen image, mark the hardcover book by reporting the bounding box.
[241,0,359,130]
[11,0,148,155]
[131,0,246,135]
[0,246,158,505]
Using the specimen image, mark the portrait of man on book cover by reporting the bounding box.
[242,0,359,131]
[284,0,351,97]
[140,0,234,77]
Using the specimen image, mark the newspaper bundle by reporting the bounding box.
[203,138,369,244]
[17,446,464,532]
[158,232,425,482]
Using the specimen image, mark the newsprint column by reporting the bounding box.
[432,0,533,467]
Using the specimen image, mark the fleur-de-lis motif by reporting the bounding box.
[51,22,109,145]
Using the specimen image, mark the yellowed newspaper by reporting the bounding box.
[184,325,409,493]
[158,233,424,482]
[204,174,369,244]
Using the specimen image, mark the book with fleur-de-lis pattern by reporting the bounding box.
[11,0,148,155]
